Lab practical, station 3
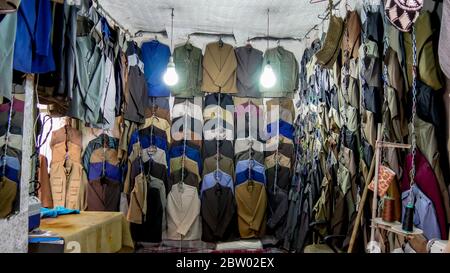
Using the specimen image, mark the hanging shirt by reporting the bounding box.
[235,46,263,98]
[402,186,441,240]
[92,52,116,129]
[401,150,448,240]
[13,0,55,73]
[141,40,171,97]
[0,12,17,99]
[124,66,147,123]
[68,35,105,124]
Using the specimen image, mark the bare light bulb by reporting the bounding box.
[260,62,276,88]
[163,56,178,86]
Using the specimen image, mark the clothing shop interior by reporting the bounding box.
[0,0,450,254]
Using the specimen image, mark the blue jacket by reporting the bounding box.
[141,40,171,97]
[14,0,55,73]
[266,120,294,140]
[402,187,441,240]
[128,131,169,154]
[235,159,266,185]
[201,170,234,196]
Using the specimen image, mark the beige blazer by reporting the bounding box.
[202,42,238,93]
[166,184,202,240]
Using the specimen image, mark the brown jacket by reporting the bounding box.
[0,177,17,218]
[202,42,238,93]
[235,181,267,238]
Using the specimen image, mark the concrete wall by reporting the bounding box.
[0,75,34,253]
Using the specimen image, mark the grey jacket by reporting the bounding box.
[235,46,263,98]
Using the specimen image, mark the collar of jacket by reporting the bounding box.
[184,42,193,51]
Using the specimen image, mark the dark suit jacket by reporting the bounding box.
[201,184,238,242]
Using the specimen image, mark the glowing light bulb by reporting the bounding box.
[163,57,178,86]
[260,62,276,88]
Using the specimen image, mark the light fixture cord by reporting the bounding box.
[171,8,174,53]
[266,8,270,50]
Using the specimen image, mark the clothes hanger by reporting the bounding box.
[245,37,252,48]
[218,35,224,47]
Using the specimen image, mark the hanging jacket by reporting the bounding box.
[68,35,105,124]
[171,43,203,98]
[401,150,448,239]
[260,46,299,98]
[341,10,361,65]
[13,0,55,73]
[401,186,441,240]
[141,40,171,97]
[202,41,238,93]
[403,11,443,91]
[166,183,202,240]
[201,183,238,242]
[235,46,263,98]
[0,11,17,99]
[235,180,267,238]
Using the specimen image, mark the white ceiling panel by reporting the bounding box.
[96,0,360,59]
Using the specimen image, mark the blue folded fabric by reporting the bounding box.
[266,120,294,140]
[236,170,266,185]
[41,206,80,218]
[128,130,169,155]
[0,163,20,182]
[88,162,122,182]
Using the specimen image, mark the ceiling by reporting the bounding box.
[96,0,361,59]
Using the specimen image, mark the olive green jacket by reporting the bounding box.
[171,43,203,98]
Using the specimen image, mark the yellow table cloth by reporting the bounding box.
[39,211,134,253]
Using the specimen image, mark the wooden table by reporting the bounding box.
[36,211,134,253]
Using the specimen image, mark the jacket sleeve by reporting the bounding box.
[215,48,237,87]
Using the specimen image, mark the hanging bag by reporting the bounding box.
[315,1,344,69]
[385,0,423,33]
[368,165,396,197]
